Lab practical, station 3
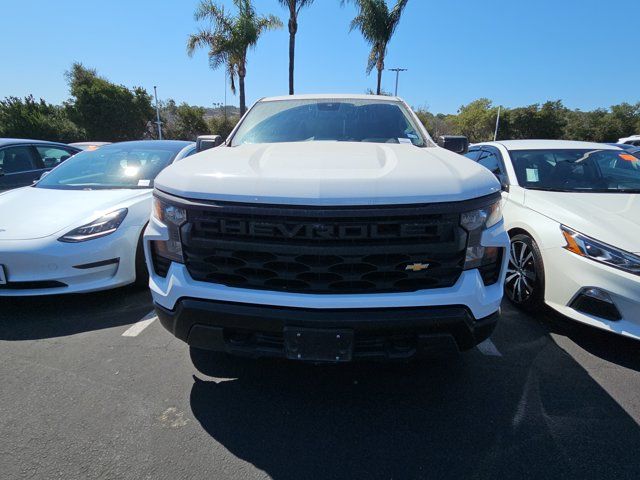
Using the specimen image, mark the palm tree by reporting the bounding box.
[343,0,409,95]
[278,0,315,95]
[187,0,282,115]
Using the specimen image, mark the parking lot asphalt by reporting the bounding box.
[1,289,639,480]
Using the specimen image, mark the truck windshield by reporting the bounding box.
[510,149,640,193]
[230,98,428,147]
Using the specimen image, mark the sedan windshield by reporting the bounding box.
[510,149,640,193]
[231,98,428,147]
[36,144,180,190]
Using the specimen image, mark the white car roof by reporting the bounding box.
[478,139,621,151]
[259,94,402,102]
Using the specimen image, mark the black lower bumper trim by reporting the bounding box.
[156,298,499,361]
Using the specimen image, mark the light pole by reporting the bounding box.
[389,68,407,96]
[153,85,163,140]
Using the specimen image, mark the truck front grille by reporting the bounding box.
[179,200,468,294]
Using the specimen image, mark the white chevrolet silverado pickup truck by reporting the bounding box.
[144,94,509,363]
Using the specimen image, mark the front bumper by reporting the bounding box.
[156,298,500,361]
[0,226,140,296]
[544,247,640,340]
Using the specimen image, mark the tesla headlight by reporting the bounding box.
[461,200,503,232]
[151,197,187,263]
[561,226,640,275]
[58,209,128,243]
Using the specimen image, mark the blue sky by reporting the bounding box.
[1,0,638,114]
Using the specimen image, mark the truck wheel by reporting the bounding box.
[505,234,545,311]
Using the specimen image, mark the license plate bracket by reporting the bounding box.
[284,327,354,362]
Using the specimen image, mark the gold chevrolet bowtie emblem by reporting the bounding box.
[405,263,430,272]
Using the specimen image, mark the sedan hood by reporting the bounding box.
[155,142,500,206]
[525,190,640,253]
[0,187,148,240]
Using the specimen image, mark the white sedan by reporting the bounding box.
[0,140,195,295]
[468,140,640,340]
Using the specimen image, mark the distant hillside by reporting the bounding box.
[204,106,241,119]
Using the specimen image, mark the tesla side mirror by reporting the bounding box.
[438,135,469,155]
[196,135,224,152]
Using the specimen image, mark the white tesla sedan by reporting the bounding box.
[467,140,640,340]
[0,140,195,295]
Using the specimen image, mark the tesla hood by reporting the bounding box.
[0,187,148,240]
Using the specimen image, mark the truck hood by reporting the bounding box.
[0,187,149,240]
[155,142,500,206]
[524,190,640,253]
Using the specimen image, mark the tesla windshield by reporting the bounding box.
[509,149,640,192]
[230,98,428,147]
[36,145,180,190]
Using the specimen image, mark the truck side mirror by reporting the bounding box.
[196,135,224,152]
[438,135,469,155]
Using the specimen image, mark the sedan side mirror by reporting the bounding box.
[497,173,510,192]
[196,135,224,153]
[438,135,469,155]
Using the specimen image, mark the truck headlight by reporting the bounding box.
[58,209,128,243]
[152,197,187,263]
[460,200,504,282]
[461,201,502,231]
[561,226,640,275]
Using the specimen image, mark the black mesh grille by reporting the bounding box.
[180,201,467,294]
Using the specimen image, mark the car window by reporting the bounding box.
[478,149,505,176]
[0,146,39,174]
[37,145,181,190]
[182,147,197,158]
[509,149,640,192]
[464,149,482,161]
[35,146,77,168]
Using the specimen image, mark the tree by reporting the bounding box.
[344,0,409,95]
[0,95,83,142]
[172,103,211,140]
[208,114,240,139]
[454,98,498,143]
[501,101,567,140]
[187,0,282,115]
[65,63,154,141]
[278,0,314,95]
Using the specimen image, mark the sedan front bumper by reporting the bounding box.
[0,226,140,296]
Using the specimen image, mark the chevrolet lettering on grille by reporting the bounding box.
[204,219,437,240]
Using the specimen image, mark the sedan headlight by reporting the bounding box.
[561,226,640,275]
[152,197,187,263]
[58,209,128,243]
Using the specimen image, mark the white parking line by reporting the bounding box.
[122,311,157,337]
[476,338,503,357]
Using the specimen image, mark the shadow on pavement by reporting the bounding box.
[189,307,640,480]
[0,287,153,340]
[541,307,640,373]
